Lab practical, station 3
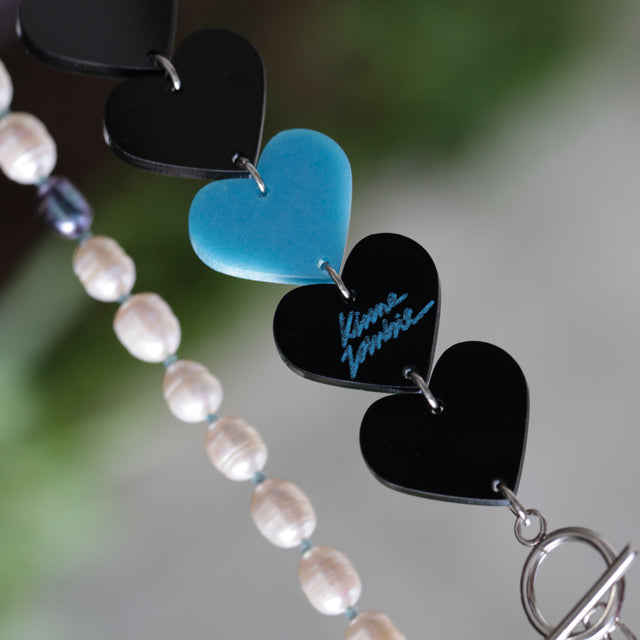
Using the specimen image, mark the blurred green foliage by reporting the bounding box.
[252,0,603,162]
[0,0,614,623]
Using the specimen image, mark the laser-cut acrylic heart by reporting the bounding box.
[189,129,351,284]
[273,233,440,392]
[360,341,528,505]
[104,30,265,179]
[18,0,176,76]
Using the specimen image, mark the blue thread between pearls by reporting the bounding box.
[76,229,94,244]
[251,471,266,485]
[300,539,313,554]
[163,353,178,368]
[345,606,358,621]
[0,106,11,120]
[206,413,219,424]
[117,292,131,305]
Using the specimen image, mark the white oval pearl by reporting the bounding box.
[0,112,56,184]
[205,416,267,481]
[113,293,181,362]
[0,60,13,113]
[73,235,136,302]
[163,360,223,423]
[298,546,362,615]
[251,478,316,548]
[345,611,406,640]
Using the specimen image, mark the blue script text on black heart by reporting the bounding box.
[338,292,435,379]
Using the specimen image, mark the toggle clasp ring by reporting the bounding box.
[520,528,637,640]
[233,155,267,195]
[150,53,182,92]
[402,367,442,413]
[320,262,352,301]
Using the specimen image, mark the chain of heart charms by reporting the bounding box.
[9,1,639,637]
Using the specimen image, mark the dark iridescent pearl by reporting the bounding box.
[37,176,93,239]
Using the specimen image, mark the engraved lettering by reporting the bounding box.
[338,292,407,348]
[338,295,434,379]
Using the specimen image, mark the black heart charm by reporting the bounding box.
[273,233,440,392]
[103,29,265,179]
[360,341,528,505]
[18,0,177,76]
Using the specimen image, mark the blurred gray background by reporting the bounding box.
[0,1,639,638]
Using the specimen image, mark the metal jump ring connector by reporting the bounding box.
[492,479,530,524]
[514,509,547,547]
[402,367,442,413]
[233,155,267,195]
[150,53,182,92]
[320,262,352,301]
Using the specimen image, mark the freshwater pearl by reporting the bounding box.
[298,546,362,615]
[0,59,13,113]
[113,293,181,362]
[38,176,93,238]
[205,416,267,481]
[345,611,407,640]
[163,360,223,423]
[251,478,316,548]
[0,112,56,184]
[73,235,136,302]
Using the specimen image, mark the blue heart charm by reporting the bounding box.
[188,129,352,284]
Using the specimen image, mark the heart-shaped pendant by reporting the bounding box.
[360,341,528,505]
[104,30,265,179]
[273,233,440,392]
[188,129,352,284]
[18,0,177,76]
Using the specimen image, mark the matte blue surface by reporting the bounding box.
[189,129,352,284]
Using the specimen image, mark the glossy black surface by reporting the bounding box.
[273,233,440,392]
[360,341,528,505]
[104,29,265,179]
[18,0,176,76]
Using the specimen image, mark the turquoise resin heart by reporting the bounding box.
[188,129,351,284]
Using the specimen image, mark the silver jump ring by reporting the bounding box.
[402,367,442,413]
[151,53,182,92]
[514,508,547,547]
[492,480,529,524]
[233,155,267,195]
[320,262,351,301]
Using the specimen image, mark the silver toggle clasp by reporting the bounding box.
[522,530,637,640]
[150,53,182,92]
[493,482,638,640]
[233,155,267,195]
[319,261,352,301]
[402,366,442,413]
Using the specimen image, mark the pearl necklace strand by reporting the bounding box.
[0,58,406,640]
